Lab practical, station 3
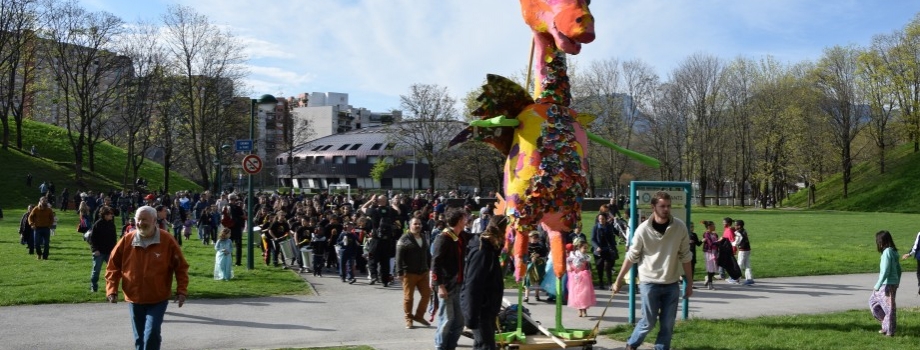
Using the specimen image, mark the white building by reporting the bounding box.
[291,92,401,142]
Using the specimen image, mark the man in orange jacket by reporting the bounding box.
[106,205,189,350]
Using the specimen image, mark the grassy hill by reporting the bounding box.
[786,143,920,213]
[2,119,201,209]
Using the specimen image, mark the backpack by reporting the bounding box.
[221,212,235,228]
[498,304,539,335]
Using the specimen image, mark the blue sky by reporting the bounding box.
[78,0,920,113]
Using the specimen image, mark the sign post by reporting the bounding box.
[626,181,693,324]
[235,139,253,152]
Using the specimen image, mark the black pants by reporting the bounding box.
[594,251,615,286]
[231,228,243,265]
[471,315,498,350]
[368,254,391,282]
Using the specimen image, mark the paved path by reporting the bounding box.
[0,272,918,349]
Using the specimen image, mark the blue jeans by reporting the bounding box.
[129,300,169,350]
[90,253,110,291]
[434,286,463,350]
[33,227,51,259]
[627,282,680,350]
[339,253,355,280]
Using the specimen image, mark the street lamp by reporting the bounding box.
[216,144,230,193]
[248,94,278,270]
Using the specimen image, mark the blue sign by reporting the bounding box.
[235,139,253,152]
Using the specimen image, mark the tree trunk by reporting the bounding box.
[88,143,96,173]
[1,117,8,150]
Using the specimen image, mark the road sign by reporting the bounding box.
[242,155,263,175]
[635,190,687,205]
[235,139,253,152]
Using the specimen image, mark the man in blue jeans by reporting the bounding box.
[612,191,692,350]
[430,208,469,350]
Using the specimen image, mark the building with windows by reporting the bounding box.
[275,120,465,191]
[290,92,401,142]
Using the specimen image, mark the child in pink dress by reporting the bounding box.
[567,238,596,317]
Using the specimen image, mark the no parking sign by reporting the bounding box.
[242,155,263,175]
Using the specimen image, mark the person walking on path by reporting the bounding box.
[460,214,506,350]
[89,207,117,292]
[701,221,720,290]
[28,197,55,260]
[732,220,755,286]
[902,231,920,296]
[612,191,692,350]
[431,208,469,350]
[870,230,901,337]
[720,217,736,283]
[19,205,35,255]
[106,206,189,350]
[591,214,618,289]
[567,238,596,317]
[396,217,431,329]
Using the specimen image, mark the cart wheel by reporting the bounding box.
[582,345,593,350]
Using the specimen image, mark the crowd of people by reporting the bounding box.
[13,177,920,348]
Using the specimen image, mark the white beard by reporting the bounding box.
[137,225,157,238]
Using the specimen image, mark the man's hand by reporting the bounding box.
[175,294,186,307]
[107,294,117,303]
[92,250,100,257]
[902,253,911,260]
[438,285,448,299]
[684,283,693,299]
[611,280,622,294]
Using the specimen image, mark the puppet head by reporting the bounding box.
[520,0,595,55]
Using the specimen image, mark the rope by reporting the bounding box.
[590,288,618,338]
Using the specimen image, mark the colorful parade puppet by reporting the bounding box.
[450,0,660,342]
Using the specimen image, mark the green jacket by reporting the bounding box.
[875,247,901,290]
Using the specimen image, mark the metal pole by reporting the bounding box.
[247,99,255,270]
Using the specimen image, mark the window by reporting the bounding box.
[367,156,379,164]
[370,143,383,150]
[384,143,396,150]
[338,144,351,150]
[321,145,333,151]
[350,144,362,150]
[346,156,357,164]
[333,156,344,164]
[314,157,325,164]
[311,145,324,151]
[294,157,300,163]
[304,156,313,164]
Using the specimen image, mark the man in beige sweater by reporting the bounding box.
[612,191,692,350]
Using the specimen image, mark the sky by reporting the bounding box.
[78,0,920,113]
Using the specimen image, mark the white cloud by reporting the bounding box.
[84,0,920,111]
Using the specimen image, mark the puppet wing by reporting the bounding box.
[448,74,533,155]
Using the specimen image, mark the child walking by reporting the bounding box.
[523,231,547,302]
[870,230,901,337]
[566,238,596,317]
[214,228,234,280]
[701,221,720,290]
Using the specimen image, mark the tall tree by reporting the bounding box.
[38,0,125,183]
[0,0,39,150]
[858,34,900,174]
[673,53,725,206]
[115,19,167,189]
[644,82,689,181]
[161,4,247,190]
[722,56,756,206]
[391,83,465,189]
[810,45,866,198]
[891,15,920,152]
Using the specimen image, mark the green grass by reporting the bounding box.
[0,209,311,306]
[2,119,201,209]
[500,207,919,289]
[604,307,920,350]
[786,144,920,213]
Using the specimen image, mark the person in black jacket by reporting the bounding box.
[89,207,118,292]
[396,217,431,329]
[19,205,35,255]
[362,195,398,286]
[461,214,507,350]
[431,207,470,350]
[591,214,619,289]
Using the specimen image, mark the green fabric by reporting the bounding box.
[875,247,902,290]
[470,115,520,128]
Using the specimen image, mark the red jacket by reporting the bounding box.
[106,229,189,304]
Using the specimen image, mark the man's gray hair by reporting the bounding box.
[135,205,157,220]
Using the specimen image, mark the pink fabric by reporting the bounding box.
[566,251,596,310]
[869,284,898,336]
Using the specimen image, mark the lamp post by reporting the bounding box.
[216,144,230,193]
[247,94,278,270]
